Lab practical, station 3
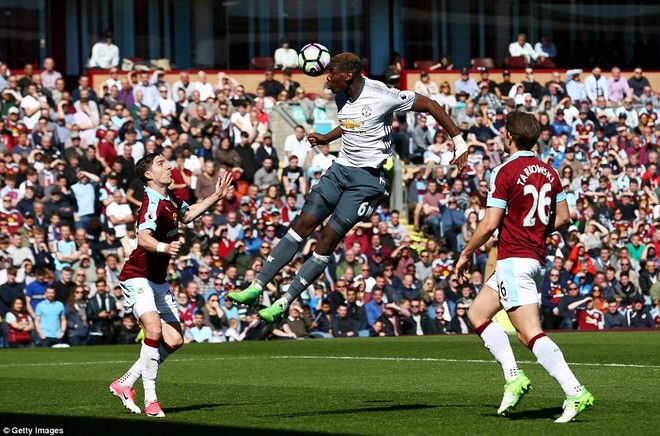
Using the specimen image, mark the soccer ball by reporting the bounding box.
[298,43,331,77]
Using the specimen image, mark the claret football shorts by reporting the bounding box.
[485,258,542,311]
[120,278,180,324]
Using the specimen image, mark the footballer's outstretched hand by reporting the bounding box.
[450,134,469,171]
[307,132,326,147]
[215,171,235,200]
[453,254,471,285]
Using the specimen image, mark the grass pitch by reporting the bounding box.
[1,332,658,435]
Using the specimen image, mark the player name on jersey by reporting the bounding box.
[517,164,557,186]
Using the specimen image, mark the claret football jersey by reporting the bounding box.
[487,150,566,262]
[119,186,189,284]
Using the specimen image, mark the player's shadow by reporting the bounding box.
[163,403,224,413]
[262,403,441,418]
[506,407,561,420]
[480,406,560,420]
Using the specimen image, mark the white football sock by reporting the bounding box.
[119,343,171,387]
[477,321,519,382]
[530,334,582,397]
[140,339,161,403]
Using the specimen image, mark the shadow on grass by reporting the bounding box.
[507,407,562,420]
[0,412,319,436]
[162,403,223,413]
[480,406,561,420]
[261,403,444,419]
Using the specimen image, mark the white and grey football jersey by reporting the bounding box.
[335,77,416,168]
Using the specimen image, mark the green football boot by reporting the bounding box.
[497,370,532,415]
[554,387,594,423]
[257,300,287,324]
[226,284,262,307]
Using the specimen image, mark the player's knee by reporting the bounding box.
[143,323,162,339]
[467,308,487,329]
[291,213,318,238]
[170,335,184,350]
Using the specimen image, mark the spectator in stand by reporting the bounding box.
[40,58,62,91]
[584,66,608,103]
[454,67,479,98]
[603,299,628,329]
[88,30,120,70]
[34,285,66,347]
[184,311,213,343]
[607,67,633,104]
[402,299,431,335]
[509,33,543,65]
[258,68,284,99]
[65,285,89,346]
[86,278,118,345]
[534,35,557,60]
[565,69,586,103]
[448,303,472,334]
[627,297,654,328]
[628,68,650,99]
[5,297,34,348]
[414,71,439,98]
[575,295,604,330]
[273,38,298,70]
[558,283,582,329]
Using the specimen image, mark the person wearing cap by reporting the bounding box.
[627,296,654,328]
[454,67,479,97]
[414,70,439,98]
[228,52,468,324]
[496,70,514,97]
[473,80,499,108]
[455,111,594,421]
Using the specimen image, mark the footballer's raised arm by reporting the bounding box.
[412,94,468,170]
[308,125,342,147]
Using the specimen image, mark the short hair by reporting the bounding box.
[506,111,540,151]
[328,52,363,75]
[135,152,160,184]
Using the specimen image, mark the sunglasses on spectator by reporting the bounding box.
[457,307,467,310]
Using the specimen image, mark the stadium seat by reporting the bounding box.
[504,55,527,69]
[539,58,557,68]
[306,92,321,101]
[251,56,275,70]
[413,60,436,71]
[471,57,496,69]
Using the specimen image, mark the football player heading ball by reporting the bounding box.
[229,52,468,323]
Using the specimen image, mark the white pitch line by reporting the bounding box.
[1,354,658,370]
[270,355,660,369]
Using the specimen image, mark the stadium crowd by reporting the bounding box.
[0,50,659,348]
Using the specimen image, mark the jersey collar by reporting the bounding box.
[145,186,170,201]
[508,150,536,161]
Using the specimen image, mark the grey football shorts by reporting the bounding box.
[302,162,389,235]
